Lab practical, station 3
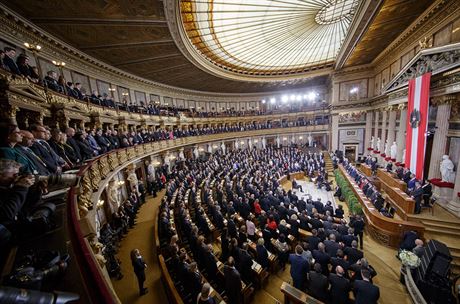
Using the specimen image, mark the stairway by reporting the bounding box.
[408,213,460,275]
[323,151,334,176]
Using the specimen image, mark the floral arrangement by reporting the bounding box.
[334,169,363,215]
[399,250,421,269]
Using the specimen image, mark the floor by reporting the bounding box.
[111,190,168,304]
[112,179,412,304]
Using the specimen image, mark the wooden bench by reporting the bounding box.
[159,255,184,304]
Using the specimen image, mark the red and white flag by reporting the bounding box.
[404,73,431,180]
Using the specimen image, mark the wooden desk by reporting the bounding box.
[377,168,407,192]
[339,165,424,248]
[280,282,323,304]
[379,178,415,216]
[360,164,373,177]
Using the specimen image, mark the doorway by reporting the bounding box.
[344,144,358,162]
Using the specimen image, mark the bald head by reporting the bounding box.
[415,239,423,246]
[336,265,344,276]
[19,130,34,147]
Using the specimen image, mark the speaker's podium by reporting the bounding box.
[413,240,455,303]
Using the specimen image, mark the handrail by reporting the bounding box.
[403,266,427,304]
[67,125,329,304]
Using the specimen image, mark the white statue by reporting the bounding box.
[308,133,313,147]
[370,136,375,150]
[384,140,389,156]
[164,154,171,174]
[402,149,406,164]
[221,141,226,154]
[107,180,120,214]
[126,169,139,194]
[276,136,280,148]
[440,155,455,183]
[178,149,185,160]
[193,147,199,159]
[146,160,155,181]
[235,140,239,149]
[248,138,253,150]
[207,144,212,153]
[262,137,266,149]
[390,142,397,160]
[376,137,381,152]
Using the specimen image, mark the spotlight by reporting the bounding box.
[296,95,302,101]
[270,98,276,104]
[350,87,359,94]
[303,94,308,100]
[308,92,316,101]
[290,94,296,101]
[282,95,288,103]
[261,99,266,104]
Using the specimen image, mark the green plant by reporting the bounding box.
[334,169,363,215]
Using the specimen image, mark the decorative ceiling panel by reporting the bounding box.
[180,0,361,76]
[345,0,434,66]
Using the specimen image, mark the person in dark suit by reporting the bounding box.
[187,262,203,301]
[256,238,269,269]
[329,265,351,304]
[343,240,363,265]
[130,249,148,296]
[65,128,82,163]
[307,263,329,302]
[312,242,330,275]
[30,125,64,173]
[350,215,365,249]
[306,229,320,251]
[386,161,393,172]
[224,257,242,304]
[203,244,219,282]
[2,47,20,75]
[238,243,253,284]
[411,182,423,214]
[289,245,309,289]
[324,234,340,257]
[422,180,432,207]
[399,230,418,251]
[353,268,380,304]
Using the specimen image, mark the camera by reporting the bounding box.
[6,250,70,290]
[35,174,79,188]
[0,286,79,304]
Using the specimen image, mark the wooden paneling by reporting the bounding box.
[339,165,423,247]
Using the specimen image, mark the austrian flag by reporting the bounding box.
[404,73,431,180]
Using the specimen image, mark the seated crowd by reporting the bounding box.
[158,146,380,304]
[1,45,329,120]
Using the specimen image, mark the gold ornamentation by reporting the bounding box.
[418,36,433,50]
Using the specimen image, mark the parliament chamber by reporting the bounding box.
[0,0,460,303]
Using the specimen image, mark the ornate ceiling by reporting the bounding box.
[0,0,438,94]
[180,0,360,77]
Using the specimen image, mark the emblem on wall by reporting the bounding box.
[410,108,421,128]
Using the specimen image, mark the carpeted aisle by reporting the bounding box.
[112,190,168,304]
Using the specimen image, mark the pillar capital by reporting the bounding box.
[430,94,457,107]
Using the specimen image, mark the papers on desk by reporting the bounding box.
[252,260,262,273]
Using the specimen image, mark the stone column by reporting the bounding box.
[380,110,388,153]
[387,109,397,153]
[396,106,407,163]
[364,111,373,155]
[331,114,339,151]
[373,110,379,143]
[428,97,453,179]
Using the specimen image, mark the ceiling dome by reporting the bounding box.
[180,0,361,77]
